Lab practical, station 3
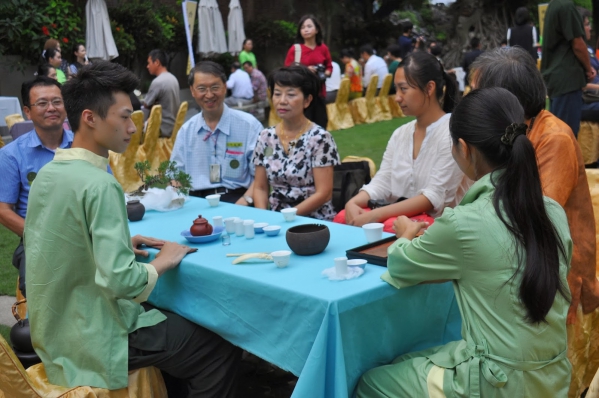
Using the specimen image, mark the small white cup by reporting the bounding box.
[281,208,297,222]
[334,256,348,277]
[234,218,244,236]
[362,223,384,243]
[212,216,224,228]
[224,217,237,234]
[271,250,291,268]
[243,219,255,239]
[206,194,221,207]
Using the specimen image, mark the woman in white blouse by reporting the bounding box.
[334,51,469,231]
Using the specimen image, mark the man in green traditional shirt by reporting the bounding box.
[24,61,241,397]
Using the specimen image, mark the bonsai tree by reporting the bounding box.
[133,160,192,196]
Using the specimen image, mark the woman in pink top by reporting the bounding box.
[284,14,332,128]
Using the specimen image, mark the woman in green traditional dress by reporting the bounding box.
[356,87,571,397]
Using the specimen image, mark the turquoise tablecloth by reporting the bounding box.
[129,198,462,397]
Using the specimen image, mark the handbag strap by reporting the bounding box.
[294,44,302,65]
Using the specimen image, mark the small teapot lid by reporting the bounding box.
[193,215,209,224]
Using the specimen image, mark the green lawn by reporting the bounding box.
[331,117,415,169]
[0,116,413,299]
[0,225,19,296]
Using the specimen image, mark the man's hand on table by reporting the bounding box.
[393,216,428,240]
[131,234,166,257]
[153,242,198,275]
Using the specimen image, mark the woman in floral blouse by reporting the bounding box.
[253,65,340,220]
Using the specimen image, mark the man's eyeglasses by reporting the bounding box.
[29,99,64,110]
[194,85,223,94]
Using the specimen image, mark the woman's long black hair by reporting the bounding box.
[398,51,458,113]
[450,87,569,324]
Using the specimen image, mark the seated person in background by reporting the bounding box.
[580,9,599,122]
[242,61,267,102]
[42,48,66,83]
[172,61,262,205]
[325,61,341,104]
[471,46,599,323]
[357,87,571,398]
[427,41,444,66]
[68,43,90,75]
[340,48,363,100]
[224,61,254,107]
[386,44,402,94]
[143,49,181,137]
[25,61,241,397]
[253,65,340,220]
[0,77,72,298]
[334,51,467,232]
[360,44,388,93]
[36,64,57,80]
[43,38,71,80]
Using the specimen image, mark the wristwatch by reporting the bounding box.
[243,195,254,206]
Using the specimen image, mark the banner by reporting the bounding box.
[182,1,198,74]
[538,3,549,39]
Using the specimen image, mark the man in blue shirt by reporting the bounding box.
[171,61,262,205]
[0,77,73,297]
[398,21,414,59]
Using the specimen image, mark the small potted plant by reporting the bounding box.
[128,160,192,211]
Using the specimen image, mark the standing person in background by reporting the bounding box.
[325,61,341,104]
[507,7,539,60]
[340,49,363,100]
[386,44,402,94]
[579,8,599,122]
[239,39,257,68]
[360,44,388,93]
[42,48,66,83]
[541,0,595,137]
[284,14,332,128]
[143,49,180,138]
[462,37,483,85]
[69,43,90,75]
[398,21,414,59]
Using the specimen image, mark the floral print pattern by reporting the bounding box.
[253,124,340,220]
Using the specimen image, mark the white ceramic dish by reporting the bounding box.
[254,222,269,233]
[263,225,281,236]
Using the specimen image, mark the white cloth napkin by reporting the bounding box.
[321,266,364,281]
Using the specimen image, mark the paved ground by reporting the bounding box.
[0,295,17,327]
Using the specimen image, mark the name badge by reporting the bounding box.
[227,142,243,148]
[209,164,221,183]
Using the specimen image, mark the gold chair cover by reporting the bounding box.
[374,74,393,121]
[5,114,25,130]
[267,88,281,127]
[0,135,5,149]
[108,112,145,193]
[15,278,26,320]
[341,155,377,178]
[567,169,599,397]
[349,75,379,125]
[0,335,167,398]
[326,78,354,131]
[388,95,404,118]
[578,121,599,165]
[138,105,162,171]
[131,111,144,144]
[156,101,188,164]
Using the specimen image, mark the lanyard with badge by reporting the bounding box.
[204,129,221,183]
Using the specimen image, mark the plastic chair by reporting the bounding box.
[0,334,167,398]
[267,88,281,127]
[138,105,162,171]
[156,101,188,163]
[374,74,393,121]
[342,155,377,179]
[108,114,145,193]
[326,78,354,131]
[349,75,379,125]
[5,113,25,130]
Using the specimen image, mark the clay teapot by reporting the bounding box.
[190,215,213,236]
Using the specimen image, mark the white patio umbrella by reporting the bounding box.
[85,0,119,61]
[197,0,228,54]
[227,0,245,54]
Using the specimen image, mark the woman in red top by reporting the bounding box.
[284,14,332,128]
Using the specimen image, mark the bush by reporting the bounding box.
[245,19,298,48]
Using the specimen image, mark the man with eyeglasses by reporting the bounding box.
[170,61,262,205]
[0,77,71,297]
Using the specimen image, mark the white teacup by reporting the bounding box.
[212,216,224,227]
[206,194,221,207]
[334,256,348,276]
[224,217,237,234]
[362,223,384,243]
[271,250,291,268]
[281,208,297,222]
